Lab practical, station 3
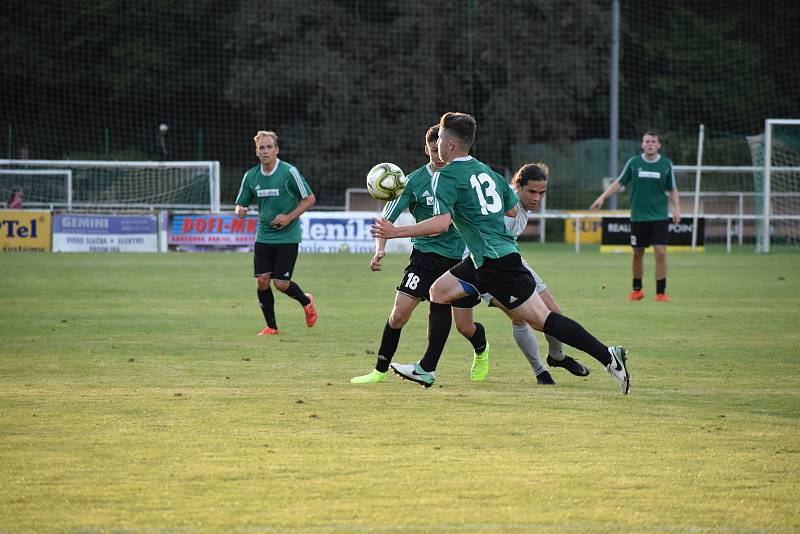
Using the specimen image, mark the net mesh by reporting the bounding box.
[2,0,798,211]
[748,124,800,247]
[0,162,214,210]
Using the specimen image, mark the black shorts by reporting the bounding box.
[450,254,535,310]
[630,219,669,248]
[254,242,299,280]
[397,249,461,301]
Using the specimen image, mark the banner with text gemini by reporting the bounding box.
[168,212,412,253]
[53,214,158,252]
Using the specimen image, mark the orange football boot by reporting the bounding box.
[257,326,280,336]
[628,289,645,301]
[303,293,317,327]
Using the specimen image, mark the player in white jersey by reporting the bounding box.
[496,163,590,380]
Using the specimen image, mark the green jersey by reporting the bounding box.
[617,154,676,222]
[381,164,466,259]
[432,156,519,268]
[235,159,313,244]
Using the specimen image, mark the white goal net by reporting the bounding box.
[747,119,800,252]
[0,160,220,212]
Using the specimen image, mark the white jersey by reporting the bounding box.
[504,202,530,238]
[478,201,547,304]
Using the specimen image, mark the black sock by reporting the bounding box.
[284,281,310,306]
[543,313,610,366]
[656,278,666,294]
[376,322,402,372]
[418,303,452,372]
[468,322,487,354]
[257,288,277,329]
[633,278,642,291]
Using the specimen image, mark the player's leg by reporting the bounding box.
[653,220,670,301]
[390,265,472,387]
[452,301,489,382]
[271,244,316,326]
[254,243,279,335]
[629,222,646,300]
[482,254,629,394]
[538,289,590,377]
[351,291,419,384]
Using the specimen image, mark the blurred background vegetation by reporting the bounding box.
[2,0,798,207]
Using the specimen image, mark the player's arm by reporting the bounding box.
[370,238,387,271]
[590,180,622,210]
[272,193,316,228]
[234,173,253,218]
[371,213,452,239]
[668,167,681,223]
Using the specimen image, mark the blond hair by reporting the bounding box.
[253,130,279,147]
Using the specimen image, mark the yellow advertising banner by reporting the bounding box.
[1,210,52,252]
[564,211,603,244]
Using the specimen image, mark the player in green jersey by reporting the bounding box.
[351,125,490,384]
[591,131,681,301]
[235,130,318,335]
[373,112,630,394]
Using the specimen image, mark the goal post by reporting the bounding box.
[0,160,220,212]
[746,119,800,253]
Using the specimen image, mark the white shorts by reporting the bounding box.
[480,257,547,305]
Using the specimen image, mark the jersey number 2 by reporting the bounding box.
[470,173,502,215]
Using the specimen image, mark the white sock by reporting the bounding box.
[512,323,546,375]
[545,334,565,361]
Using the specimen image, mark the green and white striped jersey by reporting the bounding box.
[235,159,313,244]
[432,156,519,268]
[381,164,466,259]
[617,154,676,222]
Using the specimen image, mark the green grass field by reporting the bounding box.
[1,244,799,533]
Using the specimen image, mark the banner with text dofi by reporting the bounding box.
[53,214,158,252]
[1,210,51,252]
[168,211,412,252]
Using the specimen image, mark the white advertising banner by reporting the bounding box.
[53,214,158,252]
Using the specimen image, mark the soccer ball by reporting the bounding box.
[366,162,406,201]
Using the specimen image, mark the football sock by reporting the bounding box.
[418,302,452,372]
[656,278,666,294]
[545,333,565,361]
[284,281,311,306]
[542,313,611,366]
[513,323,546,375]
[257,288,278,329]
[375,321,402,372]
[633,278,643,291]
[468,322,487,354]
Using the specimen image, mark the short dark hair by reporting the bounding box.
[439,112,476,148]
[425,124,439,144]
[512,163,549,188]
[643,131,661,143]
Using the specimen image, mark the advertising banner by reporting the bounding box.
[52,214,158,252]
[600,217,705,253]
[564,211,603,244]
[168,211,412,253]
[0,210,51,252]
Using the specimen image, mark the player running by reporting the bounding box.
[350,125,489,384]
[372,112,630,394]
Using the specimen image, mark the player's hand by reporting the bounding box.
[235,205,248,218]
[673,211,681,224]
[271,214,290,228]
[370,217,398,239]
[590,198,603,211]
[370,251,385,271]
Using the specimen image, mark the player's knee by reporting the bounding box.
[273,279,290,292]
[256,276,270,290]
[454,319,474,337]
[388,309,409,329]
